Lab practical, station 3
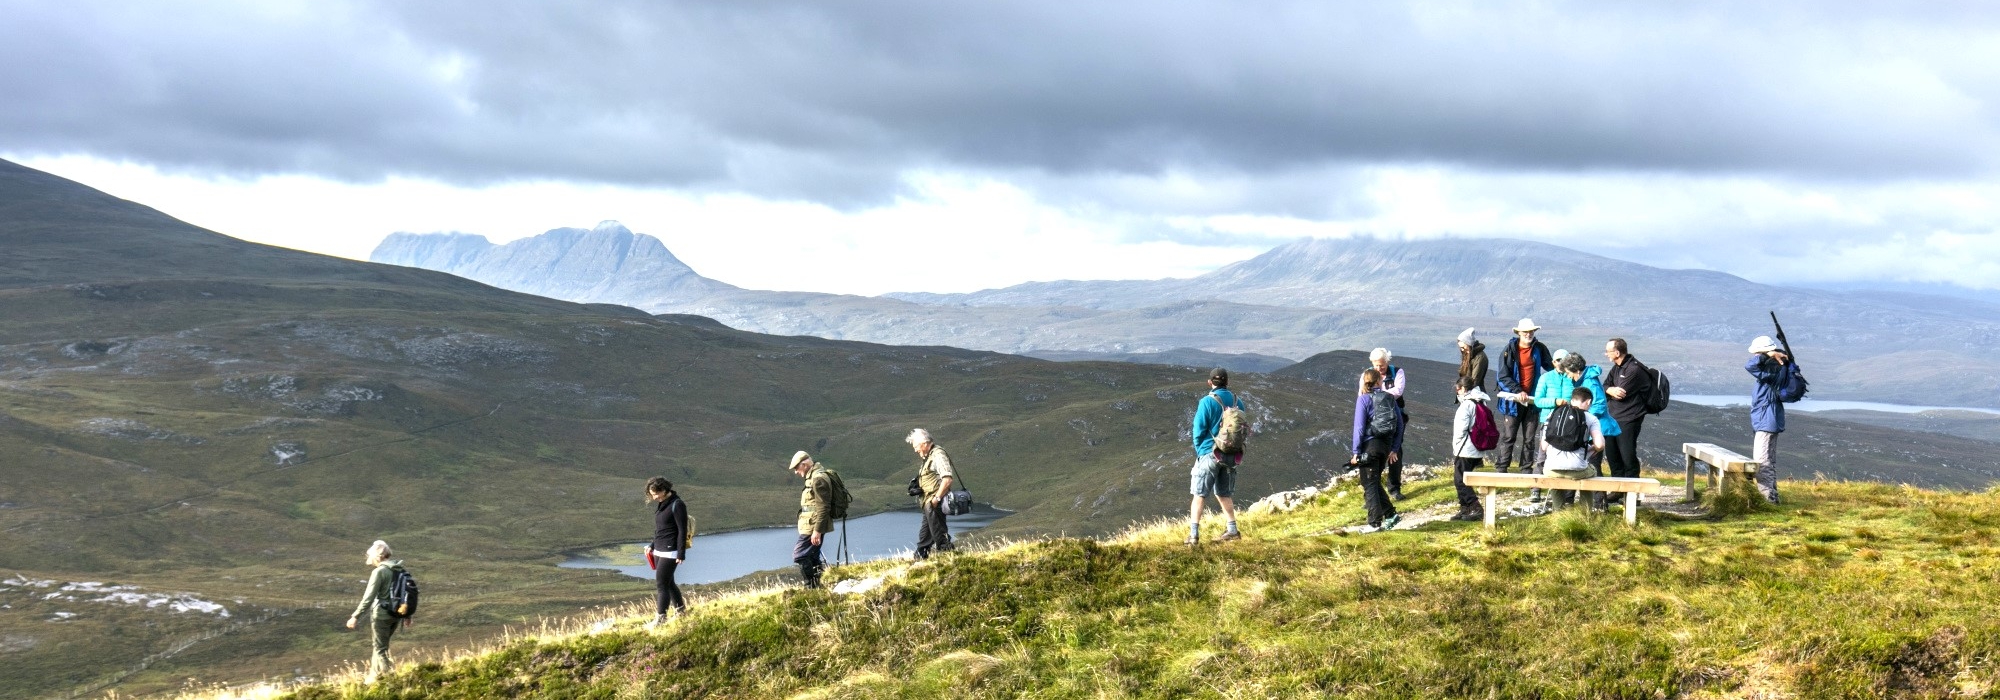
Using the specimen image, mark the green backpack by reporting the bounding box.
[818,467,854,519]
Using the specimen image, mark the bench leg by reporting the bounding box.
[1480,488,1497,530]
[1683,454,1697,502]
[1626,491,1638,526]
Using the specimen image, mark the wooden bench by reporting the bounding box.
[1462,472,1664,528]
[1681,442,1758,502]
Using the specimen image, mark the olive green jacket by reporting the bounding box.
[797,466,837,535]
[351,560,403,620]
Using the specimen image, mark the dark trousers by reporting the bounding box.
[1358,439,1397,527]
[792,534,824,588]
[1495,406,1541,471]
[915,503,952,560]
[1453,456,1483,509]
[654,556,685,613]
[1604,418,1645,478]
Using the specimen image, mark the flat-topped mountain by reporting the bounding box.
[372,222,737,308]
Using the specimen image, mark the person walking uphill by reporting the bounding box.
[1494,319,1554,475]
[346,540,407,684]
[1188,367,1245,546]
[908,429,957,560]
[644,477,688,624]
[1746,336,1800,504]
[787,452,837,587]
[1601,338,1655,480]
[1368,349,1410,500]
[1350,369,1404,532]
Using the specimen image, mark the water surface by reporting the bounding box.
[561,505,1010,585]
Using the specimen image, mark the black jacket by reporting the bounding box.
[651,493,688,553]
[1604,356,1655,424]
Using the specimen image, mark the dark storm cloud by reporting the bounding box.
[4,0,1999,202]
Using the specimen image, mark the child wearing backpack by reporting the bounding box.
[346,540,413,684]
[1450,376,1496,522]
[1540,387,1606,509]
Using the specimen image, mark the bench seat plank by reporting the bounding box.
[1463,473,1663,494]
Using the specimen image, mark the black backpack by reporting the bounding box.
[382,566,419,619]
[1644,368,1672,415]
[1366,390,1400,439]
[1544,405,1590,453]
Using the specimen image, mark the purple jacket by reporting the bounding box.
[1350,391,1405,456]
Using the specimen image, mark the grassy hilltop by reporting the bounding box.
[2,156,1997,697]
[253,475,2000,700]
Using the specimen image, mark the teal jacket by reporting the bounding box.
[1532,366,1621,438]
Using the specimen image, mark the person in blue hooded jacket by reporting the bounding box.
[1187,367,1243,545]
[1745,335,1796,504]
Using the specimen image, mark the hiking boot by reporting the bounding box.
[1381,513,1402,531]
[1389,489,1405,501]
[1217,530,1242,542]
[1450,509,1482,522]
[646,614,669,629]
[1184,534,1200,547]
[1528,488,1544,503]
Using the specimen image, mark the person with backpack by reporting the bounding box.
[1601,338,1656,480]
[788,451,841,587]
[1494,318,1555,476]
[1367,349,1410,500]
[345,540,410,684]
[644,477,689,623]
[1533,352,1620,506]
[1450,375,1496,522]
[1540,387,1607,509]
[1746,336,1801,504]
[1348,368,1404,531]
[907,429,958,560]
[1458,328,1489,393]
[1187,367,1245,545]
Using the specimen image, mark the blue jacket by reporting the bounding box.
[1495,338,1554,418]
[1192,388,1239,455]
[1746,355,1796,433]
[1350,390,1405,456]
[1531,366,1620,437]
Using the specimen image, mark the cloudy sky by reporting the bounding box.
[5,0,1999,296]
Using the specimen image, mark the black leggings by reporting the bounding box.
[655,556,685,614]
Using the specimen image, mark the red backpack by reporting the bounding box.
[1469,401,1500,451]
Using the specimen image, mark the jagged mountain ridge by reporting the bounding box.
[373,226,2000,406]
[373,222,738,307]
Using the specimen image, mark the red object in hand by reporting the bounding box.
[645,546,657,570]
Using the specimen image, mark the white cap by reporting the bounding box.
[1512,318,1541,332]
[787,450,811,470]
[1748,336,1780,353]
[1457,328,1477,346]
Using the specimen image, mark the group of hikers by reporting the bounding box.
[345,317,1807,680]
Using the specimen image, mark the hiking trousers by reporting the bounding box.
[1753,431,1780,503]
[1452,456,1482,509]
[367,615,397,681]
[654,554,686,613]
[915,503,952,560]
[1604,418,1645,479]
[792,534,824,588]
[1495,406,1541,471]
[1358,439,1397,527]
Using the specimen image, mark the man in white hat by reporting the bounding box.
[1493,318,1554,475]
[1745,336,1797,504]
